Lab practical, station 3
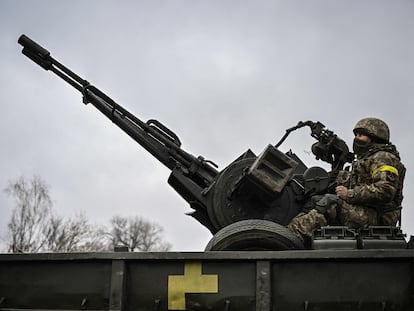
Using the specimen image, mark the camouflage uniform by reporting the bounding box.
[288,118,405,241]
[339,144,404,228]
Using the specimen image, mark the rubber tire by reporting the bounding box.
[205,219,304,251]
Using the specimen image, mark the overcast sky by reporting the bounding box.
[1,1,413,251]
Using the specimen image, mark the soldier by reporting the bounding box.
[288,117,405,243]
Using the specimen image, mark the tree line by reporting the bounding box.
[1,175,171,253]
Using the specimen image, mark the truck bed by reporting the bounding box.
[1,249,413,311]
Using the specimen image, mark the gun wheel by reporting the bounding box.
[205,219,304,251]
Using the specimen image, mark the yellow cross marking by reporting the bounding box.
[168,261,218,310]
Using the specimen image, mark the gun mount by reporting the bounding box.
[18,35,354,249]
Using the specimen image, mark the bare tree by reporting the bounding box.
[43,213,110,252]
[5,176,52,253]
[4,176,171,253]
[108,215,171,251]
[3,176,109,253]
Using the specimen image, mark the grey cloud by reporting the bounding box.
[1,0,413,250]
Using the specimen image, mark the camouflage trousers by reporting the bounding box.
[287,202,379,242]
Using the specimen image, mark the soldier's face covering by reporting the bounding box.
[353,138,372,156]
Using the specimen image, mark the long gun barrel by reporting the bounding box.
[18,35,218,187]
[18,35,347,235]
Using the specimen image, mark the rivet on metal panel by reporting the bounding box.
[153,298,161,311]
[224,299,231,311]
[81,298,87,309]
[304,300,309,311]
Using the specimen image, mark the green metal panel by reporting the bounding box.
[272,260,412,310]
[0,250,413,311]
[125,261,256,310]
[0,260,111,310]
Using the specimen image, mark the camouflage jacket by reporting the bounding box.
[339,144,405,225]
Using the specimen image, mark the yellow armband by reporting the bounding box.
[371,165,399,178]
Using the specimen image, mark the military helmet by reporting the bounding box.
[353,117,390,143]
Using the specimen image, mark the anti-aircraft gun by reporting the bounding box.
[17,34,356,250]
[3,35,413,311]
